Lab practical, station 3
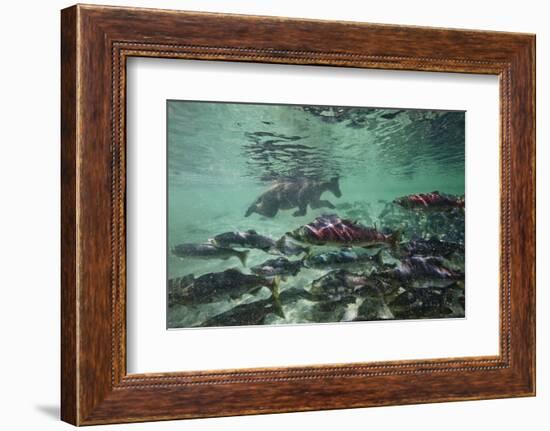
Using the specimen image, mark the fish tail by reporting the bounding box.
[390,227,403,251]
[237,250,249,267]
[374,249,384,266]
[299,249,312,268]
[270,276,285,318]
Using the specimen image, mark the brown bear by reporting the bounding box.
[245,177,342,218]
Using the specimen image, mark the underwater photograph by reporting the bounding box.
[167,100,465,329]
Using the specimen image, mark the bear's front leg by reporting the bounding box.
[292,203,308,217]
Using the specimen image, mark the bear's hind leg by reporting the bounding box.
[319,199,336,209]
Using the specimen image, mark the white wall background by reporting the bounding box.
[0,0,546,429]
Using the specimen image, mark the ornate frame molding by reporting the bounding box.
[61,5,535,425]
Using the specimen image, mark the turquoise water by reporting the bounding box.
[167,100,465,328]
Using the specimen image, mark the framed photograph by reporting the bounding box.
[165,100,467,330]
[61,4,535,425]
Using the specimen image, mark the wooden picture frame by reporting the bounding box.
[61,4,535,425]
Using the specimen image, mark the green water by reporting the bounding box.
[167,100,465,328]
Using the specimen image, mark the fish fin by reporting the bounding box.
[267,247,282,256]
[275,235,287,253]
[269,276,285,318]
[237,250,249,267]
[390,227,404,251]
[379,207,390,219]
